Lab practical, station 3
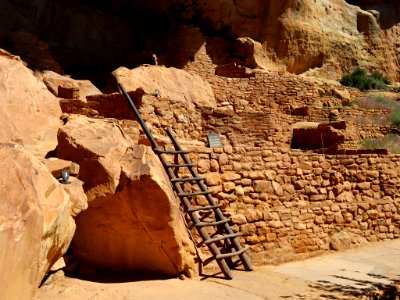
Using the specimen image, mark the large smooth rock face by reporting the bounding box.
[0,143,75,300]
[72,145,195,275]
[177,0,400,79]
[57,116,195,276]
[0,50,62,157]
[1,1,400,79]
[57,115,133,202]
[112,65,216,109]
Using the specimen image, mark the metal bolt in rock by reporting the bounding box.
[154,89,161,98]
[60,169,70,184]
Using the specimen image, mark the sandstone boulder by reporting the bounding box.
[41,157,80,178]
[57,116,196,276]
[112,65,216,109]
[332,88,351,106]
[62,177,88,218]
[0,143,75,300]
[39,71,101,101]
[0,50,62,157]
[41,157,87,216]
[70,145,195,276]
[329,231,368,251]
[233,37,278,70]
[57,115,134,202]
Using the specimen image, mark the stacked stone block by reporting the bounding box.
[188,146,400,264]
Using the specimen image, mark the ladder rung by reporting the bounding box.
[170,177,204,182]
[187,204,222,212]
[195,218,230,227]
[178,190,212,197]
[154,148,190,154]
[216,247,248,260]
[165,163,195,168]
[204,233,241,245]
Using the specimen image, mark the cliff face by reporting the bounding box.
[0,0,399,81]
[182,0,400,79]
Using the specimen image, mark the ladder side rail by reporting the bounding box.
[118,83,159,150]
[118,86,237,278]
[158,153,233,279]
[166,128,227,222]
[166,128,254,271]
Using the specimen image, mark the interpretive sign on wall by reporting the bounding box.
[207,131,222,148]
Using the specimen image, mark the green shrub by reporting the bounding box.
[370,70,390,84]
[339,67,389,90]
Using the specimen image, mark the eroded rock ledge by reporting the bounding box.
[57,115,196,277]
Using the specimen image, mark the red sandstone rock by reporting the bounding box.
[71,144,196,276]
[0,50,62,157]
[62,177,88,218]
[112,65,216,109]
[329,231,368,251]
[0,143,75,300]
[57,115,133,201]
[39,71,101,101]
[185,0,400,79]
[57,116,195,276]
[41,157,80,178]
[233,37,273,70]
[205,172,221,186]
[291,121,355,150]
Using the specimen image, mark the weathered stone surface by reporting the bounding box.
[332,88,351,106]
[0,143,75,300]
[57,115,133,202]
[61,177,88,217]
[221,172,241,181]
[205,172,221,186]
[197,159,211,173]
[112,65,216,109]
[336,191,355,202]
[253,180,273,193]
[70,145,196,276]
[291,121,349,150]
[2,0,400,80]
[56,116,195,276]
[271,181,284,196]
[0,51,62,157]
[329,231,368,251]
[39,71,101,100]
[182,0,400,79]
[41,157,80,178]
[231,214,247,225]
[244,209,263,223]
[265,170,277,181]
[223,181,236,192]
[233,37,273,70]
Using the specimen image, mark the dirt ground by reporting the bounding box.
[35,239,400,300]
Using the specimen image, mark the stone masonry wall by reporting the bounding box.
[164,51,400,264]
[61,48,400,266]
[187,146,400,264]
[113,67,400,265]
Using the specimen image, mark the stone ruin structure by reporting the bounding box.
[1,0,400,297]
[56,56,400,268]
[1,36,400,299]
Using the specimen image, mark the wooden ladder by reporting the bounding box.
[119,84,253,279]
